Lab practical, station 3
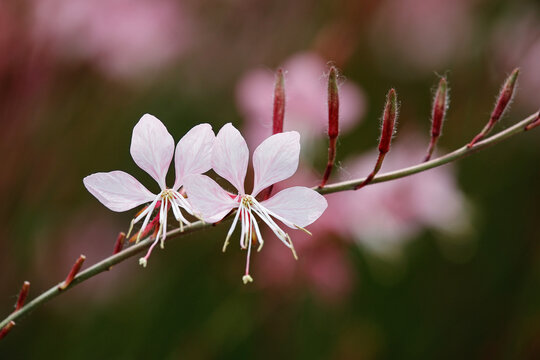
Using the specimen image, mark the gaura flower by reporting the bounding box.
[83,114,214,266]
[184,123,328,284]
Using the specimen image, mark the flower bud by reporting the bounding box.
[328,66,340,139]
[468,68,519,148]
[491,68,519,124]
[319,66,340,188]
[378,88,397,154]
[272,68,285,134]
[424,77,448,161]
[355,88,398,190]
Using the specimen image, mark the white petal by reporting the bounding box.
[212,123,249,194]
[83,171,155,212]
[261,186,328,228]
[130,114,175,189]
[183,174,238,223]
[251,131,300,196]
[173,123,215,189]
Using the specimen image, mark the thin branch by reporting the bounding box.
[1,111,538,331]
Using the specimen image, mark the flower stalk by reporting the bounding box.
[355,88,398,190]
[1,111,539,338]
[424,77,448,161]
[468,68,519,148]
[319,66,340,188]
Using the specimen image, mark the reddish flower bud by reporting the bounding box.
[113,232,126,255]
[261,69,287,200]
[355,88,398,190]
[327,66,340,139]
[491,68,519,123]
[0,321,15,340]
[378,88,398,154]
[14,281,30,312]
[424,77,449,161]
[58,255,86,290]
[319,66,340,188]
[272,68,285,134]
[468,68,519,148]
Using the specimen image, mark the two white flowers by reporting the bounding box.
[83,114,327,283]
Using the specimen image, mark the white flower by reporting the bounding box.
[83,114,214,266]
[184,123,327,284]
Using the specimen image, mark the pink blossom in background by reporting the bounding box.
[236,52,366,151]
[340,135,470,257]
[31,0,192,80]
[255,166,354,303]
[492,13,540,112]
[370,0,475,73]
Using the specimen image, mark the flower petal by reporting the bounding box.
[251,131,300,196]
[183,174,238,223]
[130,114,175,189]
[261,186,327,228]
[83,171,155,212]
[212,123,249,194]
[173,123,215,190]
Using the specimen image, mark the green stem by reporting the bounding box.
[1,111,538,331]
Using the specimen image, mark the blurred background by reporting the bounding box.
[1,0,539,358]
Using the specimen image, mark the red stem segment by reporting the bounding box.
[14,281,30,312]
[0,321,15,340]
[113,232,126,255]
[319,66,340,188]
[468,68,519,148]
[355,88,398,190]
[58,255,86,290]
[424,77,448,161]
[525,110,540,131]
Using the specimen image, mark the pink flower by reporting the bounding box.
[83,114,214,266]
[236,52,366,150]
[184,123,328,284]
[370,0,474,73]
[253,166,354,302]
[340,135,470,257]
[31,0,192,80]
[491,13,540,112]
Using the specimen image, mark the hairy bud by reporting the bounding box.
[355,88,398,190]
[424,77,449,161]
[468,68,519,148]
[319,66,340,188]
[272,68,285,134]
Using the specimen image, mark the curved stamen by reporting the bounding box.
[223,207,241,252]
[127,195,160,239]
[135,195,161,243]
[160,197,169,249]
[251,216,264,252]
